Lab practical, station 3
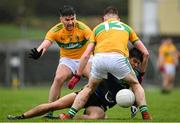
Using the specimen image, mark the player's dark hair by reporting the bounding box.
[129,48,143,62]
[103,6,118,16]
[59,5,76,17]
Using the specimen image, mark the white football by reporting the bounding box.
[116,89,135,108]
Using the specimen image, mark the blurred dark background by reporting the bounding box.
[0,0,127,20]
[0,0,128,29]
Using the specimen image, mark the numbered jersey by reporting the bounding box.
[92,18,139,57]
[45,20,93,59]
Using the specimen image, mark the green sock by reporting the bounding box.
[17,114,25,119]
[68,107,78,117]
[22,114,25,118]
[47,111,53,117]
[139,105,148,113]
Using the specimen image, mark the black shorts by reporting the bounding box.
[74,91,107,112]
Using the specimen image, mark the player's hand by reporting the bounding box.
[138,72,145,84]
[136,70,144,84]
[67,74,81,89]
[29,48,43,60]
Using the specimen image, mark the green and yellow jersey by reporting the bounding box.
[92,18,139,57]
[159,43,177,64]
[45,20,93,59]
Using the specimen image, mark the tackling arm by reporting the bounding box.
[134,40,149,73]
[67,43,95,89]
[77,43,95,76]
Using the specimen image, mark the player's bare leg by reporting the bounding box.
[168,75,175,91]
[7,93,76,120]
[46,64,73,118]
[59,77,102,119]
[71,77,101,110]
[123,72,146,106]
[77,106,105,119]
[162,74,169,92]
[162,73,174,93]
[48,64,73,103]
[123,72,151,120]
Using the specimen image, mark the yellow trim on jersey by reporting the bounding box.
[93,18,139,57]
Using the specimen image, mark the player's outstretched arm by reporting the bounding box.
[29,40,52,60]
[29,48,43,60]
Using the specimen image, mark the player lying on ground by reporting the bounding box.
[7,48,144,120]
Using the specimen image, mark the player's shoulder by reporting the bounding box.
[120,21,128,26]
[159,44,167,51]
[75,20,91,30]
[49,23,64,33]
[159,44,164,49]
[93,22,104,30]
[170,43,177,50]
[120,21,134,32]
[92,22,105,35]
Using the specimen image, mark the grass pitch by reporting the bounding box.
[0,87,180,122]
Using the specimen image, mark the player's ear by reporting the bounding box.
[118,16,120,21]
[59,17,63,23]
[103,15,106,21]
[74,14,76,20]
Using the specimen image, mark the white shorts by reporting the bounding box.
[59,56,92,74]
[164,64,176,75]
[91,53,133,80]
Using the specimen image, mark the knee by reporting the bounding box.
[53,75,66,86]
[84,84,93,94]
[85,83,97,93]
[132,83,145,93]
[50,103,61,111]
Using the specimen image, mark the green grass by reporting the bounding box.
[0,16,122,42]
[0,24,46,42]
[0,87,180,122]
